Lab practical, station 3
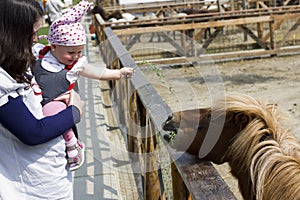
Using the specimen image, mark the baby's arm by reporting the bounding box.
[73,56,135,80]
[80,66,135,80]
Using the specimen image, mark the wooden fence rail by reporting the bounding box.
[93,16,237,199]
[85,2,300,199]
[93,5,300,65]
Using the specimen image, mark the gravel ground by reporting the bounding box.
[140,54,300,199]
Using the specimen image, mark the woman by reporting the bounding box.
[0,0,84,199]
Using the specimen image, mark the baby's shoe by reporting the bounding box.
[67,141,85,171]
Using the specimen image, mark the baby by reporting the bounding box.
[33,0,134,171]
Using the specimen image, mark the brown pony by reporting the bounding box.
[90,5,122,21]
[162,94,300,200]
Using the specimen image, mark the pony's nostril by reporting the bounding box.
[163,134,171,142]
[162,114,173,129]
[166,113,173,121]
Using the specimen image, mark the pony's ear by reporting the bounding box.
[235,113,251,130]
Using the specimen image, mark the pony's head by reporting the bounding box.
[91,5,107,20]
[162,94,300,200]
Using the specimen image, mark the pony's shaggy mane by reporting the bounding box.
[217,95,300,200]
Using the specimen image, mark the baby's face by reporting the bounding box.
[51,44,85,66]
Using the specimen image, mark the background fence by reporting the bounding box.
[92,1,300,65]
[90,1,300,199]
[93,23,237,198]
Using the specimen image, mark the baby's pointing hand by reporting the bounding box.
[120,67,135,78]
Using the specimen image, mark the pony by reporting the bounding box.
[162,94,300,200]
[91,5,135,22]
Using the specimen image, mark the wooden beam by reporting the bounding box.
[262,19,284,42]
[112,16,272,35]
[135,46,300,65]
[237,24,270,49]
[160,32,187,56]
[171,152,237,200]
[95,13,105,25]
[125,34,142,50]
[278,17,300,48]
[171,162,191,200]
[198,27,223,55]
[144,120,165,200]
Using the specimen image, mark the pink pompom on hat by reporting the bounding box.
[47,0,91,46]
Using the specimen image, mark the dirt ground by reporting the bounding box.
[140,54,300,199]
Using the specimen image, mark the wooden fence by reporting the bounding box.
[91,2,300,199]
[93,20,237,199]
[93,3,300,65]
[101,0,300,12]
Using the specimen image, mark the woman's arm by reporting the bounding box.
[0,96,80,145]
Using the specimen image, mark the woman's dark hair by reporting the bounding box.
[0,0,43,83]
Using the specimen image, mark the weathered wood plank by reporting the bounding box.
[134,46,300,65]
[112,16,272,35]
[172,152,237,200]
[237,24,270,49]
[171,162,191,200]
[101,26,237,199]
[93,78,142,199]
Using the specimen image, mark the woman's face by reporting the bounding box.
[51,44,85,66]
[32,18,43,44]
